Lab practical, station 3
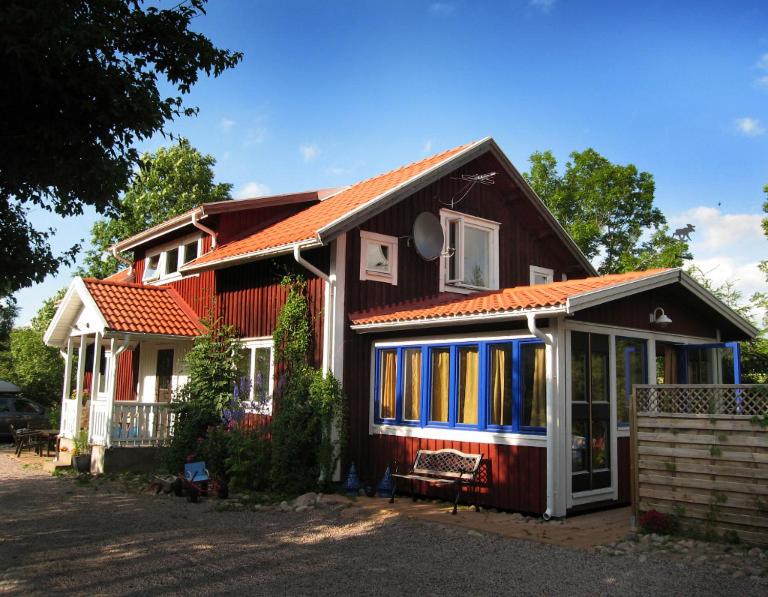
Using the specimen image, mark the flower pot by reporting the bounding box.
[72,454,91,473]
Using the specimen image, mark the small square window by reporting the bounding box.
[529,265,554,286]
[165,248,179,275]
[360,231,398,285]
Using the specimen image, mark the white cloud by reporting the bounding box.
[757,75,768,89]
[668,206,766,305]
[300,143,320,162]
[220,118,235,131]
[235,181,271,199]
[757,53,768,71]
[734,117,765,137]
[422,139,433,154]
[529,0,556,12]
[429,2,456,16]
[244,128,267,146]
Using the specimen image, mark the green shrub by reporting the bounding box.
[225,427,271,492]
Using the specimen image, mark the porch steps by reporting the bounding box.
[43,452,72,473]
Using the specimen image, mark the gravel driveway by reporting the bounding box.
[0,450,761,596]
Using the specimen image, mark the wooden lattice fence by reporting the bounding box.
[631,385,768,545]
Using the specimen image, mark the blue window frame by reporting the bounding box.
[373,338,546,434]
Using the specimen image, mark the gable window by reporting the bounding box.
[530,265,554,286]
[236,338,275,414]
[360,231,398,285]
[142,234,202,283]
[374,337,546,434]
[439,209,499,293]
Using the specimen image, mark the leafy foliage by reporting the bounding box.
[270,277,345,494]
[0,0,241,293]
[166,317,245,473]
[0,290,65,405]
[80,139,232,279]
[524,148,690,274]
[224,427,271,493]
[638,509,679,534]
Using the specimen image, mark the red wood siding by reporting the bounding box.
[115,349,138,401]
[574,284,744,340]
[367,434,547,514]
[216,204,314,245]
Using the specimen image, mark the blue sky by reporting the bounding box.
[16,0,768,324]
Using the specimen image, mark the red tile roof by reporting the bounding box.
[102,268,134,284]
[184,141,479,270]
[349,269,672,326]
[83,279,204,337]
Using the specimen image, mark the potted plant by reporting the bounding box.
[71,430,91,473]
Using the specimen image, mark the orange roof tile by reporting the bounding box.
[184,141,479,270]
[349,269,672,326]
[102,268,134,284]
[83,279,204,337]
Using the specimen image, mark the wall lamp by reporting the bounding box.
[650,307,673,328]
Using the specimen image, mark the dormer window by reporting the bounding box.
[142,234,202,283]
[360,231,398,285]
[439,209,499,293]
[530,265,554,285]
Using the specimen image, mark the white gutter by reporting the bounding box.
[192,210,217,249]
[293,245,335,375]
[111,246,133,272]
[526,313,556,521]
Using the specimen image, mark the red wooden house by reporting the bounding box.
[45,137,756,517]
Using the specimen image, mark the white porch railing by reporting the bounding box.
[109,402,173,446]
[635,384,768,416]
[60,399,79,439]
[89,399,111,445]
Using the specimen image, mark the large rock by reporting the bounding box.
[293,492,318,509]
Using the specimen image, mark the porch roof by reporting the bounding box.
[348,268,758,338]
[44,277,205,347]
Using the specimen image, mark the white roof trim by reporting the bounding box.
[350,305,566,333]
[44,277,109,347]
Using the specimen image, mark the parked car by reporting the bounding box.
[0,385,48,440]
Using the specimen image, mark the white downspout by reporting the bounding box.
[192,209,217,249]
[293,245,335,375]
[527,313,555,521]
[111,247,133,271]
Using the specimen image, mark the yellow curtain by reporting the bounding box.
[490,346,509,425]
[459,348,479,424]
[380,350,396,419]
[530,345,547,427]
[431,349,450,422]
[403,350,421,421]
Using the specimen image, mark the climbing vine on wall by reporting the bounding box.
[270,276,346,493]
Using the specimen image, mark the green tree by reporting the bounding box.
[525,149,690,274]
[0,290,66,404]
[760,184,768,281]
[80,139,232,279]
[0,0,241,295]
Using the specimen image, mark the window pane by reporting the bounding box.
[463,226,490,287]
[572,419,588,472]
[591,348,609,403]
[456,346,479,424]
[253,347,271,403]
[447,220,459,281]
[489,345,512,426]
[143,255,159,279]
[235,349,252,400]
[15,399,41,414]
[165,248,179,275]
[402,348,421,421]
[156,349,174,402]
[430,348,450,422]
[521,343,547,427]
[616,338,646,424]
[379,349,397,419]
[365,242,390,273]
[0,397,12,413]
[183,241,199,264]
[592,420,610,469]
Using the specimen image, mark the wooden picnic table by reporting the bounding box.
[34,429,60,457]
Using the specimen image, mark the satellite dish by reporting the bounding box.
[412,212,444,261]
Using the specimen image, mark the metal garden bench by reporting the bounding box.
[390,448,483,515]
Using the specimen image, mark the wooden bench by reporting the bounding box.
[390,448,483,515]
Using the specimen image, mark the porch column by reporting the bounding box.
[550,316,569,518]
[73,334,88,433]
[88,331,102,443]
[105,337,118,448]
[60,337,74,438]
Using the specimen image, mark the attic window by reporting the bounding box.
[360,231,398,285]
[530,266,554,285]
[439,209,499,293]
[143,254,160,281]
[142,234,202,283]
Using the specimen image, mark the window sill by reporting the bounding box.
[370,423,547,447]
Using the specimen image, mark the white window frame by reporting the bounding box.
[439,209,500,294]
[530,265,554,286]
[239,337,275,415]
[359,231,398,285]
[142,233,202,284]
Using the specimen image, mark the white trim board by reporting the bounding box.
[371,424,547,448]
